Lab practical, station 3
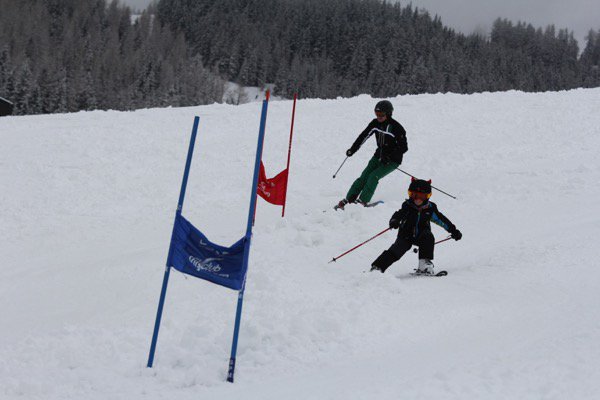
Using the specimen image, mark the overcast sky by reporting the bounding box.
[122,0,599,48]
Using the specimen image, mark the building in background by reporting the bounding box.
[0,97,14,116]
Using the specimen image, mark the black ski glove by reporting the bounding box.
[451,229,462,241]
[390,206,408,229]
[346,148,355,157]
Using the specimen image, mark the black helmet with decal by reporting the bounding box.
[408,177,432,200]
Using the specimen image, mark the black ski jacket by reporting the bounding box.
[391,200,456,240]
[349,118,408,164]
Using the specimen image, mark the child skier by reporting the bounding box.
[335,100,408,210]
[370,178,462,274]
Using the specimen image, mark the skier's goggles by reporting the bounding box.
[375,111,386,117]
[408,190,431,200]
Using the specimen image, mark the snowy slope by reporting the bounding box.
[1,89,600,400]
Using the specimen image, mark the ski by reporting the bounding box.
[409,270,448,277]
[333,200,384,211]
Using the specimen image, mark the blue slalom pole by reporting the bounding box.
[226,97,269,382]
[147,116,200,368]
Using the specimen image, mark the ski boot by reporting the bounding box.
[370,251,396,273]
[370,264,384,273]
[334,198,349,210]
[415,259,435,275]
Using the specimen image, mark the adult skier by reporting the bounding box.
[370,178,462,274]
[335,100,408,210]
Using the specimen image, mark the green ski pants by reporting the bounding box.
[346,157,399,203]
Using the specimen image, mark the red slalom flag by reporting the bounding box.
[257,162,288,206]
[255,93,297,215]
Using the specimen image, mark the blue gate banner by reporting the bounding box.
[169,214,247,290]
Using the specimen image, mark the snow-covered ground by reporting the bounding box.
[1,89,599,399]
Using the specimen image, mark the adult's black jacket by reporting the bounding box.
[349,118,408,164]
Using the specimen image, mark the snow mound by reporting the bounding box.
[1,89,600,399]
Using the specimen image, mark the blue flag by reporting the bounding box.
[169,214,248,290]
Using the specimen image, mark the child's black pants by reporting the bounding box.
[372,232,434,272]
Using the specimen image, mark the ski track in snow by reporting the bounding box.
[1,89,600,399]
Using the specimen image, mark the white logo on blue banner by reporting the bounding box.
[189,256,223,273]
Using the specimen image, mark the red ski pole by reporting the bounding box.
[412,235,452,253]
[329,228,391,263]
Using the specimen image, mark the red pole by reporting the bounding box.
[435,236,453,245]
[281,93,297,217]
[412,235,453,253]
[329,227,391,263]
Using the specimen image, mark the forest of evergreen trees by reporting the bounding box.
[158,0,600,99]
[1,0,599,116]
[0,0,224,115]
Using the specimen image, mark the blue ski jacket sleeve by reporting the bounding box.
[430,204,456,233]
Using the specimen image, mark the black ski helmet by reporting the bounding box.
[374,100,393,117]
[408,178,432,199]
